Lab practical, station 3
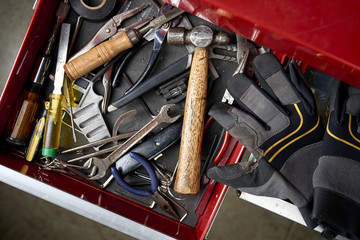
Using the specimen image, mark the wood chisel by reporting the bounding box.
[42,23,71,157]
[64,7,185,81]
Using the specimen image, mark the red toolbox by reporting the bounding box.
[1,0,359,239]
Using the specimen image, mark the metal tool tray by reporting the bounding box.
[0,0,245,239]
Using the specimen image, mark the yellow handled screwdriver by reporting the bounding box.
[42,23,71,158]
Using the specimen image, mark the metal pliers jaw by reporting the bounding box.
[111,152,180,220]
[70,4,148,60]
[105,4,149,39]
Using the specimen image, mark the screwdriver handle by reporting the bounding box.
[25,108,47,162]
[42,94,65,157]
[64,31,135,81]
[174,47,208,195]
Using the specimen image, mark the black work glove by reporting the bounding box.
[207,53,324,228]
[312,81,360,240]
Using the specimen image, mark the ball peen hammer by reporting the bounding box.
[168,25,230,194]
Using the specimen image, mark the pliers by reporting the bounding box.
[111,152,180,220]
[68,4,150,114]
[112,3,182,93]
[69,4,149,60]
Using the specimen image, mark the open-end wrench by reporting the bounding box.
[89,104,181,180]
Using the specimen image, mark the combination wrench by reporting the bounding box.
[88,103,181,180]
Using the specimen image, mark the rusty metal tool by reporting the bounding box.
[176,14,220,82]
[67,4,151,114]
[208,44,237,62]
[69,4,149,61]
[64,7,185,81]
[88,103,181,180]
[167,25,230,194]
[232,34,258,76]
[60,110,137,162]
[101,65,113,114]
[100,118,183,189]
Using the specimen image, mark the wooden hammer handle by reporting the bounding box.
[64,31,134,81]
[174,47,208,194]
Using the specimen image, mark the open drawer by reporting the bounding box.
[1,0,359,239]
[0,0,245,239]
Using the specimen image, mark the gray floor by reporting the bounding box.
[0,1,323,239]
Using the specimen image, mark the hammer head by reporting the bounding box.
[168,25,230,48]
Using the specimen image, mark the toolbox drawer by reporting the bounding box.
[1,0,359,239]
[0,0,244,239]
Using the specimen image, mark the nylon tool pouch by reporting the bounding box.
[313,81,360,240]
[207,53,324,228]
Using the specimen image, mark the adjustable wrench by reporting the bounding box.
[89,104,181,180]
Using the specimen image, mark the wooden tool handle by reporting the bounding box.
[64,31,134,81]
[174,47,208,194]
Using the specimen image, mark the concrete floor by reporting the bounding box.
[0,1,324,239]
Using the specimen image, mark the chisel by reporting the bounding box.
[42,23,71,157]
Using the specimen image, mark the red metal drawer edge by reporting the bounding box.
[195,142,245,239]
[165,0,360,89]
[0,0,57,135]
[0,149,194,239]
[0,160,176,240]
[0,142,245,240]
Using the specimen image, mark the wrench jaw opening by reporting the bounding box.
[88,157,109,180]
[159,103,182,123]
[87,103,182,181]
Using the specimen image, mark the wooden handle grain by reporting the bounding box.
[174,47,208,194]
[64,31,134,81]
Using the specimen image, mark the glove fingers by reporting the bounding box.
[209,102,276,159]
[252,53,301,107]
[345,83,360,116]
[207,161,261,189]
[331,80,360,125]
[288,62,316,114]
[228,74,287,126]
[226,75,290,132]
[207,159,306,205]
[208,159,315,227]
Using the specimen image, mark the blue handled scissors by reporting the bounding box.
[111,152,180,219]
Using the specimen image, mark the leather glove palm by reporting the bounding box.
[207,53,324,227]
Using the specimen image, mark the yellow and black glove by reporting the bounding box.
[313,80,360,240]
[207,53,324,228]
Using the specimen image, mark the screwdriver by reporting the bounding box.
[25,107,47,162]
[42,23,71,158]
[64,7,185,81]
[4,0,70,146]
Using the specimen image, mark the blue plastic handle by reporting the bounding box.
[111,152,158,197]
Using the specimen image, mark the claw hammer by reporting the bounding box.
[167,25,230,194]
